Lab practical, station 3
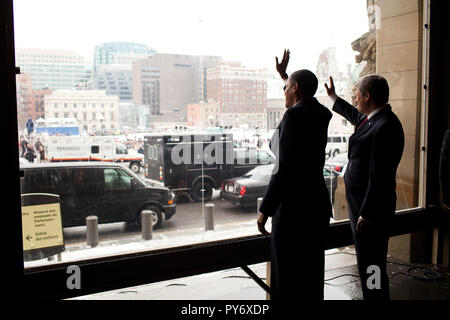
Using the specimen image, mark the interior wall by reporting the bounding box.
[374,0,424,262]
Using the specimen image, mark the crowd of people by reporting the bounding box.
[19,135,46,163]
[18,129,270,165]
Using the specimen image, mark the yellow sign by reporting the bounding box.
[21,203,64,251]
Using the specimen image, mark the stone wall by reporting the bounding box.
[374,0,424,261]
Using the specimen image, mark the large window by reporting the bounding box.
[15,0,423,278]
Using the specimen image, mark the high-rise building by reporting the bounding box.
[132,53,222,115]
[207,63,268,129]
[132,61,160,115]
[15,48,92,90]
[94,42,156,73]
[94,64,133,101]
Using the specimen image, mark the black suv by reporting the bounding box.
[20,162,175,229]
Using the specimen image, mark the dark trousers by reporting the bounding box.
[349,211,390,300]
[269,214,329,304]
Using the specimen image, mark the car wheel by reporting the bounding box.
[333,149,340,158]
[130,161,140,173]
[190,180,213,202]
[138,205,162,230]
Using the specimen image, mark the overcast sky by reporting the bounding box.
[13,0,369,73]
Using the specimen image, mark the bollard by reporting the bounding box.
[86,215,98,247]
[141,210,153,240]
[204,203,215,231]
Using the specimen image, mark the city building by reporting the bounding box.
[118,102,150,131]
[316,47,341,83]
[132,53,222,115]
[15,73,33,130]
[94,64,133,101]
[207,63,268,129]
[187,101,220,128]
[266,98,285,130]
[44,89,119,134]
[94,42,156,73]
[316,95,354,135]
[32,87,52,121]
[219,112,267,130]
[148,111,188,130]
[132,61,160,115]
[15,48,92,90]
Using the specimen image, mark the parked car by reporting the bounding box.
[220,164,274,208]
[220,164,339,208]
[325,152,348,175]
[20,162,175,229]
[326,134,350,158]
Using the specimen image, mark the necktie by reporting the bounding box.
[356,117,368,130]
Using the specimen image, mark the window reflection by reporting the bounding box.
[15,0,421,268]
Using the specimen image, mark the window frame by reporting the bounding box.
[3,0,448,300]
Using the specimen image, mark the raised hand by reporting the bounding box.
[275,49,290,80]
[324,76,336,96]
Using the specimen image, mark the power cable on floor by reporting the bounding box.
[324,251,449,289]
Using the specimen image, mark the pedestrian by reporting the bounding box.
[38,144,45,163]
[257,49,333,307]
[325,74,405,300]
[19,135,27,158]
[25,144,36,163]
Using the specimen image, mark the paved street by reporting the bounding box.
[63,187,260,245]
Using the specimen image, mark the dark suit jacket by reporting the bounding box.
[259,97,333,302]
[333,97,404,223]
[259,97,333,223]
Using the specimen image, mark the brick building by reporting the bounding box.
[206,63,268,129]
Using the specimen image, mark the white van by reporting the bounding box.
[45,136,143,173]
[326,134,350,158]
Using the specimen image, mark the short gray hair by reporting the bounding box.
[357,74,389,104]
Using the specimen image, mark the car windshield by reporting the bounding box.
[132,170,148,186]
[242,164,275,178]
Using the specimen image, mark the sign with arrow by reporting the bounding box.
[21,193,65,261]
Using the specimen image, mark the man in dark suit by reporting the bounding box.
[257,50,333,304]
[325,75,405,300]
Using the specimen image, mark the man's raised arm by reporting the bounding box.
[276,49,290,81]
